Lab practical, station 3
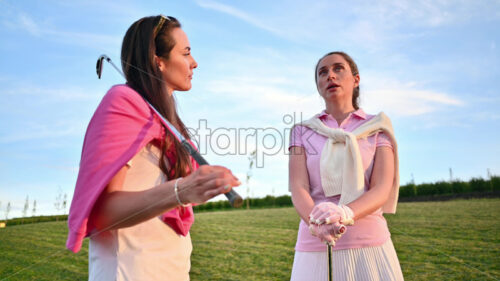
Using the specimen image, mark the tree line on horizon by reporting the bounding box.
[2,175,499,226]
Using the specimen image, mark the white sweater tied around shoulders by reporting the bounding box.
[298,112,400,213]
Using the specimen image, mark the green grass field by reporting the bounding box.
[0,199,499,280]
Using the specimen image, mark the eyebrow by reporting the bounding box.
[318,62,345,72]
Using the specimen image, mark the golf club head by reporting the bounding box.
[96,55,108,79]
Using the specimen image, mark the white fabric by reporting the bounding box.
[300,112,400,213]
[290,239,404,281]
[88,144,192,281]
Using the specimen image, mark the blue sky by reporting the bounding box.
[1,0,499,218]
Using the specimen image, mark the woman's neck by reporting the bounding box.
[325,101,356,125]
[166,88,174,97]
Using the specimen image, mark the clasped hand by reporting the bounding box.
[308,202,354,246]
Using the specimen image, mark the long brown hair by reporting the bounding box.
[315,51,360,110]
[121,15,192,178]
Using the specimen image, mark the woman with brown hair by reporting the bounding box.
[289,51,404,280]
[66,15,240,280]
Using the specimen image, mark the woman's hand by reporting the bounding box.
[309,202,354,226]
[309,222,346,246]
[176,165,241,205]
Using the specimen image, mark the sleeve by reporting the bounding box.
[288,125,305,150]
[376,131,393,150]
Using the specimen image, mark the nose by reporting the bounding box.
[327,69,336,81]
[191,57,198,69]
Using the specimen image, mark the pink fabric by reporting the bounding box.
[289,109,393,251]
[66,84,196,253]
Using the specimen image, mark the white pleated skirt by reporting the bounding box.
[290,239,404,281]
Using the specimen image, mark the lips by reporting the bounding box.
[327,83,339,90]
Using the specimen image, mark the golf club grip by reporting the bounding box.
[182,141,243,208]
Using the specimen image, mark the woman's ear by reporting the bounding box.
[155,55,165,72]
[353,73,360,88]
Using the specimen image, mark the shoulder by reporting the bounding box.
[358,109,392,125]
[85,84,164,143]
[99,84,150,116]
[103,84,145,107]
[357,108,376,121]
[289,113,321,141]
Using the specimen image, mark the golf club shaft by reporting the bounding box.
[328,244,332,281]
[97,55,243,208]
[327,224,345,281]
[182,141,243,208]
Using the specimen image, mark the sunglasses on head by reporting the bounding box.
[153,15,171,39]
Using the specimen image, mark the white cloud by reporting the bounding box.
[5,12,121,51]
[0,122,84,144]
[0,84,99,143]
[362,76,464,117]
[202,63,464,121]
[194,0,500,53]
[468,111,500,122]
[0,84,105,101]
[45,29,121,51]
[351,0,500,28]
[364,88,464,116]
[205,76,321,116]
[195,0,281,35]
[18,13,42,36]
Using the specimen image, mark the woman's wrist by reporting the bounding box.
[174,178,190,207]
[340,204,355,225]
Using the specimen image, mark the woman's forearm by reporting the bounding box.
[347,146,394,221]
[291,188,315,224]
[347,183,391,221]
[289,146,314,224]
[90,164,240,232]
[90,180,180,231]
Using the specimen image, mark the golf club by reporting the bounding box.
[328,224,346,281]
[96,54,243,208]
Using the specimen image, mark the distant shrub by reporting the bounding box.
[470,178,490,192]
[451,180,469,193]
[262,195,275,206]
[491,176,500,191]
[434,181,452,194]
[274,195,292,207]
[6,215,68,226]
[399,184,416,197]
[193,195,293,212]
[218,200,231,209]
[250,198,258,207]
[199,202,213,211]
[416,183,435,196]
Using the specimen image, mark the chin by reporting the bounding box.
[177,84,192,92]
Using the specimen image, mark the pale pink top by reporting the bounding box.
[289,109,394,251]
[88,144,192,281]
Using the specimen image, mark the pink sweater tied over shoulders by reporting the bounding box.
[66,84,197,253]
